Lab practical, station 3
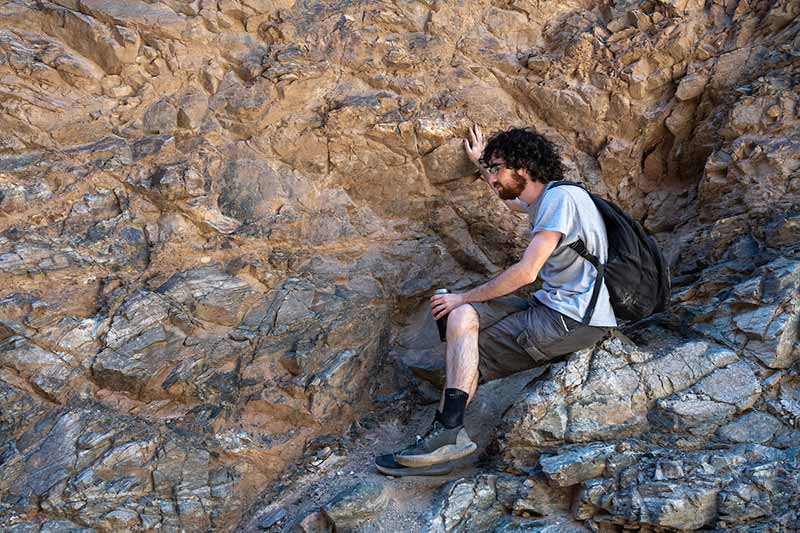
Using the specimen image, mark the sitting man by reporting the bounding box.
[376,125,616,475]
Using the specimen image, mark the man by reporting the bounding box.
[376,125,616,475]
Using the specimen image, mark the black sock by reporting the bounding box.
[439,388,468,429]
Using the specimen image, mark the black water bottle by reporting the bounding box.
[434,288,450,342]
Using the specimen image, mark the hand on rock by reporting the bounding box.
[463,123,485,168]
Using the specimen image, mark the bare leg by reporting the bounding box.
[438,304,480,411]
[468,373,478,403]
[387,304,480,468]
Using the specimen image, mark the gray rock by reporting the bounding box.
[148,163,206,200]
[0,405,243,530]
[422,474,507,533]
[156,264,257,326]
[682,257,800,371]
[770,428,800,449]
[217,159,292,224]
[767,377,800,428]
[178,90,209,130]
[564,345,647,442]
[574,443,799,530]
[676,72,709,100]
[691,361,762,410]
[493,515,590,533]
[96,508,140,530]
[540,443,616,487]
[499,349,591,466]
[92,285,249,404]
[6,519,96,532]
[717,450,800,524]
[142,99,178,133]
[257,507,287,529]
[650,361,761,435]
[0,380,49,441]
[62,189,122,237]
[634,340,738,400]
[635,481,719,529]
[500,336,746,470]
[716,411,783,444]
[506,473,572,516]
[322,481,389,531]
[0,239,78,274]
[0,336,81,402]
[92,289,173,395]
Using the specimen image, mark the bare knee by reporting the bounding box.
[446,305,479,338]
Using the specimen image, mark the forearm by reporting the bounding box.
[460,230,560,304]
[462,262,535,303]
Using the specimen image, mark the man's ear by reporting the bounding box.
[515,167,532,181]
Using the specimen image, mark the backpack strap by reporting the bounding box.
[568,239,604,326]
[549,181,604,326]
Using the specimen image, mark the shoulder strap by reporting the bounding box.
[548,180,585,191]
[547,180,604,326]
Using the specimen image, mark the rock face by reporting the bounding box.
[0,0,798,531]
[497,331,800,530]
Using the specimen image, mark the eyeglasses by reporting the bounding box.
[485,162,505,175]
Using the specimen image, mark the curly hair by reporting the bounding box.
[481,128,564,184]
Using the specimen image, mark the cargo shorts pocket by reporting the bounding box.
[515,329,550,363]
[515,311,571,364]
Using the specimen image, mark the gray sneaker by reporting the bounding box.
[374,453,453,477]
[395,421,476,467]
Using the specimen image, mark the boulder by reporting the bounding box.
[322,481,389,531]
[676,72,708,100]
[0,405,244,530]
[422,475,509,533]
[142,99,178,133]
[499,335,741,470]
[575,444,799,530]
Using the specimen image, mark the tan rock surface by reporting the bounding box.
[0,0,798,531]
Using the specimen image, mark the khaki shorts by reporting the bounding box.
[470,296,609,382]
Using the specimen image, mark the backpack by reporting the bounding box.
[549,181,671,324]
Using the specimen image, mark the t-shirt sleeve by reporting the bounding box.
[532,188,578,243]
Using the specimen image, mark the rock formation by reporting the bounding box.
[0,0,797,531]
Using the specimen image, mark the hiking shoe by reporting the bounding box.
[394,421,476,467]
[374,453,453,477]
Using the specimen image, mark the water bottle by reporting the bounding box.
[434,288,450,342]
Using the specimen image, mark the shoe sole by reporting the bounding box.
[375,462,453,477]
[394,442,477,468]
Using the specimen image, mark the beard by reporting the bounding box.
[495,173,527,200]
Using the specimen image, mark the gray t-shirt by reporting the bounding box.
[524,184,617,327]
